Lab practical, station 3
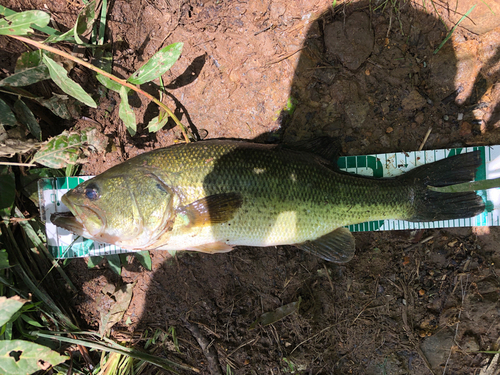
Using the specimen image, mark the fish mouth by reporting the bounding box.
[51,193,106,238]
[50,211,86,236]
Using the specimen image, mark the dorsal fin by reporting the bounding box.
[281,136,341,162]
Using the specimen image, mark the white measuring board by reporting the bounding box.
[39,145,500,259]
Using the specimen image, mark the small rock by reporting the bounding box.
[420,328,455,369]
[415,112,425,124]
[402,90,427,111]
[459,121,472,137]
[462,335,480,352]
[386,126,393,134]
[324,12,374,71]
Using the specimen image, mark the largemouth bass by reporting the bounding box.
[51,139,485,263]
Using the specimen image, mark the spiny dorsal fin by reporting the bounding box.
[281,136,341,163]
[295,227,355,263]
[176,192,243,227]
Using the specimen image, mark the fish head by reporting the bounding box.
[51,168,177,249]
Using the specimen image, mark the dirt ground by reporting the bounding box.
[3,0,500,374]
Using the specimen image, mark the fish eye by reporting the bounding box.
[84,183,100,201]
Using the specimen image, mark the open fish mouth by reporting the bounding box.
[50,211,85,236]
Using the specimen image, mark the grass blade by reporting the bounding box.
[434,5,477,54]
[32,331,200,373]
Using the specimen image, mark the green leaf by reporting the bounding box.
[20,314,43,328]
[31,128,97,169]
[134,251,152,271]
[106,254,122,275]
[118,86,136,135]
[0,5,60,36]
[0,65,49,87]
[73,1,96,44]
[0,249,9,269]
[42,54,97,108]
[0,167,15,218]
[0,296,28,326]
[44,1,95,44]
[13,100,41,140]
[127,42,183,85]
[146,112,169,133]
[0,99,17,126]
[0,339,68,374]
[35,94,79,120]
[15,50,43,72]
[96,73,122,92]
[87,256,103,268]
[0,10,50,36]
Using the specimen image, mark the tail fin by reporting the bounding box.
[402,151,485,222]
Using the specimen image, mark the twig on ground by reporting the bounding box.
[418,127,432,151]
[182,318,223,375]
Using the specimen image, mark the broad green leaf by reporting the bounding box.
[118,86,136,135]
[15,50,44,72]
[31,128,97,168]
[0,5,60,36]
[0,296,28,326]
[96,73,123,92]
[134,251,152,271]
[13,100,41,140]
[106,254,122,275]
[0,167,15,219]
[0,10,50,36]
[74,1,96,45]
[0,249,8,269]
[146,112,169,133]
[44,1,95,44]
[0,99,17,126]
[88,256,103,268]
[127,42,183,85]
[0,339,68,374]
[35,94,79,120]
[42,54,96,108]
[0,65,49,87]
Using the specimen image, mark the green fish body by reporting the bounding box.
[51,139,485,263]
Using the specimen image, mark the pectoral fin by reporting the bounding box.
[176,192,243,227]
[295,227,355,263]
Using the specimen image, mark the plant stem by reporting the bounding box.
[9,35,192,143]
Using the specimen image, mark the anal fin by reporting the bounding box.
[188,242,234,254]
[295,227,355,263]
